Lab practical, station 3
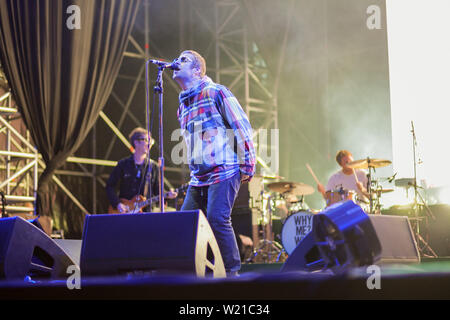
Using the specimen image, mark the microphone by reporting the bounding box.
[148,59,180,70]
[387,172,397,183]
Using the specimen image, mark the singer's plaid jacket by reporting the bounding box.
[177,76,256,186]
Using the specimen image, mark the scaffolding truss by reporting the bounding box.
[186,0,280,176]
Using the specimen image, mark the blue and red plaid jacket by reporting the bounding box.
[177,77,256,186]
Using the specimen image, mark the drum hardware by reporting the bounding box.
[247,192,287,263]
[379,172,397,183]
[395,177,427,199]
[347,157,392,215]
[266,181,315,196]
[394,177,416,188]
[366,172,404,213]
[325,187,355,207]
[373,188,393,194]
[346,158,392,170]
[366,173,396,214]
[368,183,393,215]
[248,179,315,263]
[253,174,285,180]
[287,195,310,213]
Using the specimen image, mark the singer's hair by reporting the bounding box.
[182,50,206,78]
[336,150,352,166]
[129,127,151,148]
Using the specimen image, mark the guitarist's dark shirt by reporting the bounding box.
[106,156,159,209]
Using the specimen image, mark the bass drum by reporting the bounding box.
[281,210,315,255]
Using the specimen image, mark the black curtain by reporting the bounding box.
[0,0,141,216]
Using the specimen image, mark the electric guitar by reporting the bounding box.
[108,184,188,214]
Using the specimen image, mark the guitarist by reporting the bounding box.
[106,127,160,214]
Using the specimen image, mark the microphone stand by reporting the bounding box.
[410,121,437,258]
[411,121,418,218]
[153,66,166,213]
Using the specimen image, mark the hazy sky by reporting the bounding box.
[387,0,450,189]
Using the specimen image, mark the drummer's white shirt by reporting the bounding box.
[326,169,368,199]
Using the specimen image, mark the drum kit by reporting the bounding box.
[248,157,396,263]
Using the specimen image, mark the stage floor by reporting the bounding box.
[1,258,450,300]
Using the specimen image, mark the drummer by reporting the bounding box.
[317,150,370,204]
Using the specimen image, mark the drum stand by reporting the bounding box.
[247,194,286,263]
[409,121,437,258]
[364,159,376,215]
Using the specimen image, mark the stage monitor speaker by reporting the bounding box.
[281,201,382,273]
[0,217,76,280]
[280,231,325,272]
[313,201,382,272]
[369,215,420,264]
[53,239,82,266]
[79,210,226,278]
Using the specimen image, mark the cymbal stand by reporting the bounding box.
[248,193,285,263]
[371,182,382,214]
[365,158,374,214]
[410,121,437,258]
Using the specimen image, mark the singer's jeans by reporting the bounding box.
[181,172,241,273]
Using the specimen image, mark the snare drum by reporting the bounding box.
[325,189,355,207]
[281,210,314,255]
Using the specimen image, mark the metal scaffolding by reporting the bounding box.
[186,0,281,176]
[0,88,38,216]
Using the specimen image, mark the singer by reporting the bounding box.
[172,50,256,277]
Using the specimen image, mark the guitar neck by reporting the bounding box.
[134,184,188,211]
[136,192,171,210]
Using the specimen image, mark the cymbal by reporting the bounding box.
[395,178,415,188]
[254,174,285,180]
[347,158,392,169]
[267,181,315,196]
